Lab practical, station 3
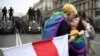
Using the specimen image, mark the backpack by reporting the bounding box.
[88,24,96,40]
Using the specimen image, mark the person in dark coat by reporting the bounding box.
[32,8,35,21]
[27,7,33,21]
[2,6,7,20]
[36,9,41,23]
[8,7,14,20]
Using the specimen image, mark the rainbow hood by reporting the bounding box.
[42,12,66,39]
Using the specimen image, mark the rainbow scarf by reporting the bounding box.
[42,12,66,39]
[69,30,86,54]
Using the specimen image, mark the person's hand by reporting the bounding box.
[68,30,85,43]
[78,30,84,35]
[68,35,75,43]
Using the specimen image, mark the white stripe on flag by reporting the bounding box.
[53,34,69,56]
[2,34,69,56]
[3,43,37,56]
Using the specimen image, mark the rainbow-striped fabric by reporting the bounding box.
[42,12,66,39]
[69,30,86,54]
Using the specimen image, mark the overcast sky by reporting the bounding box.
[0,0,40,16]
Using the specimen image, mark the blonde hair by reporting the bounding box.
[62,3,77,14]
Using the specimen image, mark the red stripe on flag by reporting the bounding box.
[32,39,59,56]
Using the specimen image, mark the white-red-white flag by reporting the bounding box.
[2,34,69,56]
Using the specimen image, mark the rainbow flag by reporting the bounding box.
[42,12,66,39]
[69,30,86,54]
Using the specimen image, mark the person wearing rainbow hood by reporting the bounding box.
[42,3,77,39]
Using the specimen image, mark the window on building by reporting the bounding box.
[96,11,100,16]
[88,1,91,9]
[83,2,85,10]
[89,1,93,9]
[76,5,79,11]
[84,2,88,10]
[48,5,52,11]
[87,2,89,10]
[80,4,83,11]
[62,0,68,5]
[96,0,100,8]
[79,4,81,11]
[88,10,90,17]
[57,1,61,7]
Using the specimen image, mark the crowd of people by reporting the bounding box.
[42,3,96,56]
[2,6,14,21]
[2,6,41,22]
[27,7,42,23]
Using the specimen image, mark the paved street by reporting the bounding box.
[20,34,41,44]
[0,33,41,56]
[0,33,41,48]
[0,34,16,48]
[0,33,100,56]
[89,34,100,56]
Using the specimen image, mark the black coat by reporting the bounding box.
[56,20,70,36]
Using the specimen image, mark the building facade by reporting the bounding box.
[55,0,100,18]
[73,0,100,18]
[33,0,100,19]
[33,0,54,14]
